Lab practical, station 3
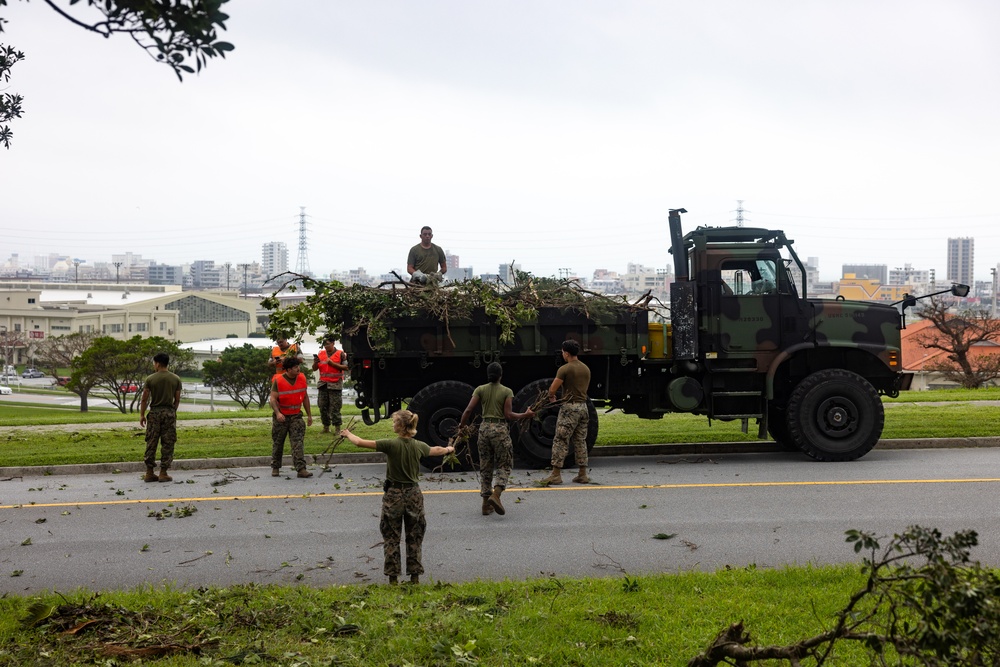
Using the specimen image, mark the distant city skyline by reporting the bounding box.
[3,222,995,286]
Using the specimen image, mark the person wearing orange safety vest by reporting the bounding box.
[312,337,349,433]
[268,356,313,478]
[268,338,299,372]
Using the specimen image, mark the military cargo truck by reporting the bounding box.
[344,209,920,466]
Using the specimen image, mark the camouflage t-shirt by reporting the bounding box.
[407,243,445,274]
[376,437,432,485]
[473,382,513,420]
[556,359,590,403]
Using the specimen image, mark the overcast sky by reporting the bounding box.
[2,0,998,283]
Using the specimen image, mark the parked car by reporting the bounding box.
[21,369,45,379]
[0,385,12,395]
[120,383,139,393]
[56,376,71,387]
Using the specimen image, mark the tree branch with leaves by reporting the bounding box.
[0,0,233,148]
[689,525,1000,666]
[914,298,1000,389]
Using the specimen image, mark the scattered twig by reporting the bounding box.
[591,543,627,574]
[177,551,213,566]
[316,416,358,475]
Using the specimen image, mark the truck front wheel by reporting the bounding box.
[511,378,598,469]
[786,369,884,461]
[407,381,478,471]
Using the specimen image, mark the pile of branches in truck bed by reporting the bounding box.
[262,270,662,348]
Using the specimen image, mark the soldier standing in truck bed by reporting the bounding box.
[406,226,447,285]
[540,339,591,486]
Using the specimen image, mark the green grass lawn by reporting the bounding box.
[0,565,876,666]
[0,394,997,467]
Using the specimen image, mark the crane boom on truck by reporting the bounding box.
[340,208,956,468]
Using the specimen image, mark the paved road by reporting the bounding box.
[3,447,1000,593]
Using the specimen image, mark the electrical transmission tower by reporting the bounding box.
[733,200,749,227]
[295,206,311,276]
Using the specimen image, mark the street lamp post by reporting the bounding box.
[0,325,7,378]
[238,263,250,299]
[73,260,81,283]
[992,267,997,319]
[113,261,123,284]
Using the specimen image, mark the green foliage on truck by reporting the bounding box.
[266,209,916,468]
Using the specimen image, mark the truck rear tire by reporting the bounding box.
[407,381,478,471]
[511,378,598,469]
[786,369,883,461]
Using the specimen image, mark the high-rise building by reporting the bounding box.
[148,263,184,285]
[498,262,521,285]
[261,242,288,280]
[947,237,974,286]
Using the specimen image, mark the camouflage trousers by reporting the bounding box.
[271,413,306,471]
[551,401,589,468]
[317,385,343,429]
[144,408,177,469]
[478,421,513,496]
[380,486,427,577]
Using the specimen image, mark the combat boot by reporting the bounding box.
[488,486,506,515]
[157,468,172,483]
[572,467,590,484]
[539,467,562,485]
[482,497,494,515]
[297,468,313,478]
[143,466,157,483]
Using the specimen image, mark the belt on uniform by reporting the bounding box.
[386,481,416,489]
[481,417,505,422]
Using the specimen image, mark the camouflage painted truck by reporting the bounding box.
[344,208,917,467]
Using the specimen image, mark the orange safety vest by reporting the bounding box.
[274,373,307,415]
[318,349,344,384]
[271,344,299,370]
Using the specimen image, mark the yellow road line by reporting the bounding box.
[3,477,1000,510]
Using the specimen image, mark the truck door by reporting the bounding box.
[713,257,782,362]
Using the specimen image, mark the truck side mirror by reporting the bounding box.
[951,284,970,297]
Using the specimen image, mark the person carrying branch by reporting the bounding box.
[458,361,534,516]
[341,411,454,585]
[540,339,592,485]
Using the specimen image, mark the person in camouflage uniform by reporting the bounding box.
[139,352,183,483]
[269,356,314,478]
[312,337,348,433]
[458,362,534,516]
[540,339,592,486]
[341,410,455,584]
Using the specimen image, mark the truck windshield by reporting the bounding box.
[721,259,778,296]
